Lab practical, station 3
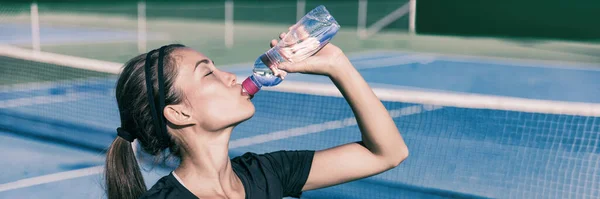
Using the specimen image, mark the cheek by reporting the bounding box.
[190,83,248,129]
[206,96,237,116]
[199,96,248,130]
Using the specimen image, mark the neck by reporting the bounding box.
[173,126,244,198]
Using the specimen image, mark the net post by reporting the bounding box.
[225,0,234,48]
[296,0,306,22]
[137,1,147,53]
[357,0,368,39]
[409,0,417,34]
[30,2,40,53]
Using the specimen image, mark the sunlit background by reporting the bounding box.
[0,0,599,198]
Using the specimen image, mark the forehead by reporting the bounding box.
[174,48,209,66]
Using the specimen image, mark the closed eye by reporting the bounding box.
[204,71,214,77]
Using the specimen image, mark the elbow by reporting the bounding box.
[388,147,409,168]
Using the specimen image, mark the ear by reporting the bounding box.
[164,104,194,126]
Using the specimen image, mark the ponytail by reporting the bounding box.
[105,137,146,199]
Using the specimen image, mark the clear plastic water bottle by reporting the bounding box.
[242,5,340,96]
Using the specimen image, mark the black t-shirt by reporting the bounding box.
[140,150,315,199]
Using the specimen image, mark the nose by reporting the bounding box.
[221,71,237,86]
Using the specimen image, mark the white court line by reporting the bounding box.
[0,93,88,108]
[0,104,439,192]
[0,166,104,192]
[0,76,115,93]
[0,45,122,74]
[230,104,440,148]
[370,49,600,70]
[437,54,600,71]
[0,90,118,130]
[0,90,108,109]
[351,54,435,70]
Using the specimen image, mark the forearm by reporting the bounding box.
[328,59,408,165]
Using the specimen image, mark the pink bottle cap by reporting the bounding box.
[242,77,260,96]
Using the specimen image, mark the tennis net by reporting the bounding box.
[1,45,599,199]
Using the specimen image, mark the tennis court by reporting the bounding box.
[1,1,600,198]
[1,46,599,198]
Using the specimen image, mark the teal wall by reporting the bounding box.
[416,0,600,41]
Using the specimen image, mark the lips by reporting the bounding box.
[240,86,252,99]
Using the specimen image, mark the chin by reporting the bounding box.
[230,107,255,127]
[240,107,255,122]
[243,102,255,117]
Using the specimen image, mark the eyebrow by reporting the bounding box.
[195,59,211,70]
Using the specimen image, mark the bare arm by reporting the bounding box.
[300,55,409,191]
[270,36,409,191]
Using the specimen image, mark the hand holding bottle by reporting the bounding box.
[242,5,340,96]
[269,32,350,77]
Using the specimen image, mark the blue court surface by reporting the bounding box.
[1,51,600,198]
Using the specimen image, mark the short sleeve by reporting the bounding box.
[261,150,315,197]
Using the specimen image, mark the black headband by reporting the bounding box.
[117,46,170,143]
[144,46,170,145]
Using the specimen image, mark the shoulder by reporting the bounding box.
[139,173,197,199]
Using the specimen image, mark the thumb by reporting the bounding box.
[279,57,322,74]
[278,58,309,73]
[277,61,299,73]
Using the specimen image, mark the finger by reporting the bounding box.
[288,24,297,31]
[271,67,287,79]
[277,62,291,72]
[296,25,310,41]
[292,50,315,62]
[291,37,319,52]
[279,70,288,79]
[294,42,320,58]
[278,60,304,73]
[268,65,278,76]
[270,39,278,48]
[289,43,319,61]
[282,34,296,47]
[281,31,297,47]
[279,47,293,60]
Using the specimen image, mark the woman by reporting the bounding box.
[105,33,409,199]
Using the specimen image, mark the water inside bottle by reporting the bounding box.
[252,58,282,86]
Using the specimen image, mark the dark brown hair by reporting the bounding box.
[105,44,186,199]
